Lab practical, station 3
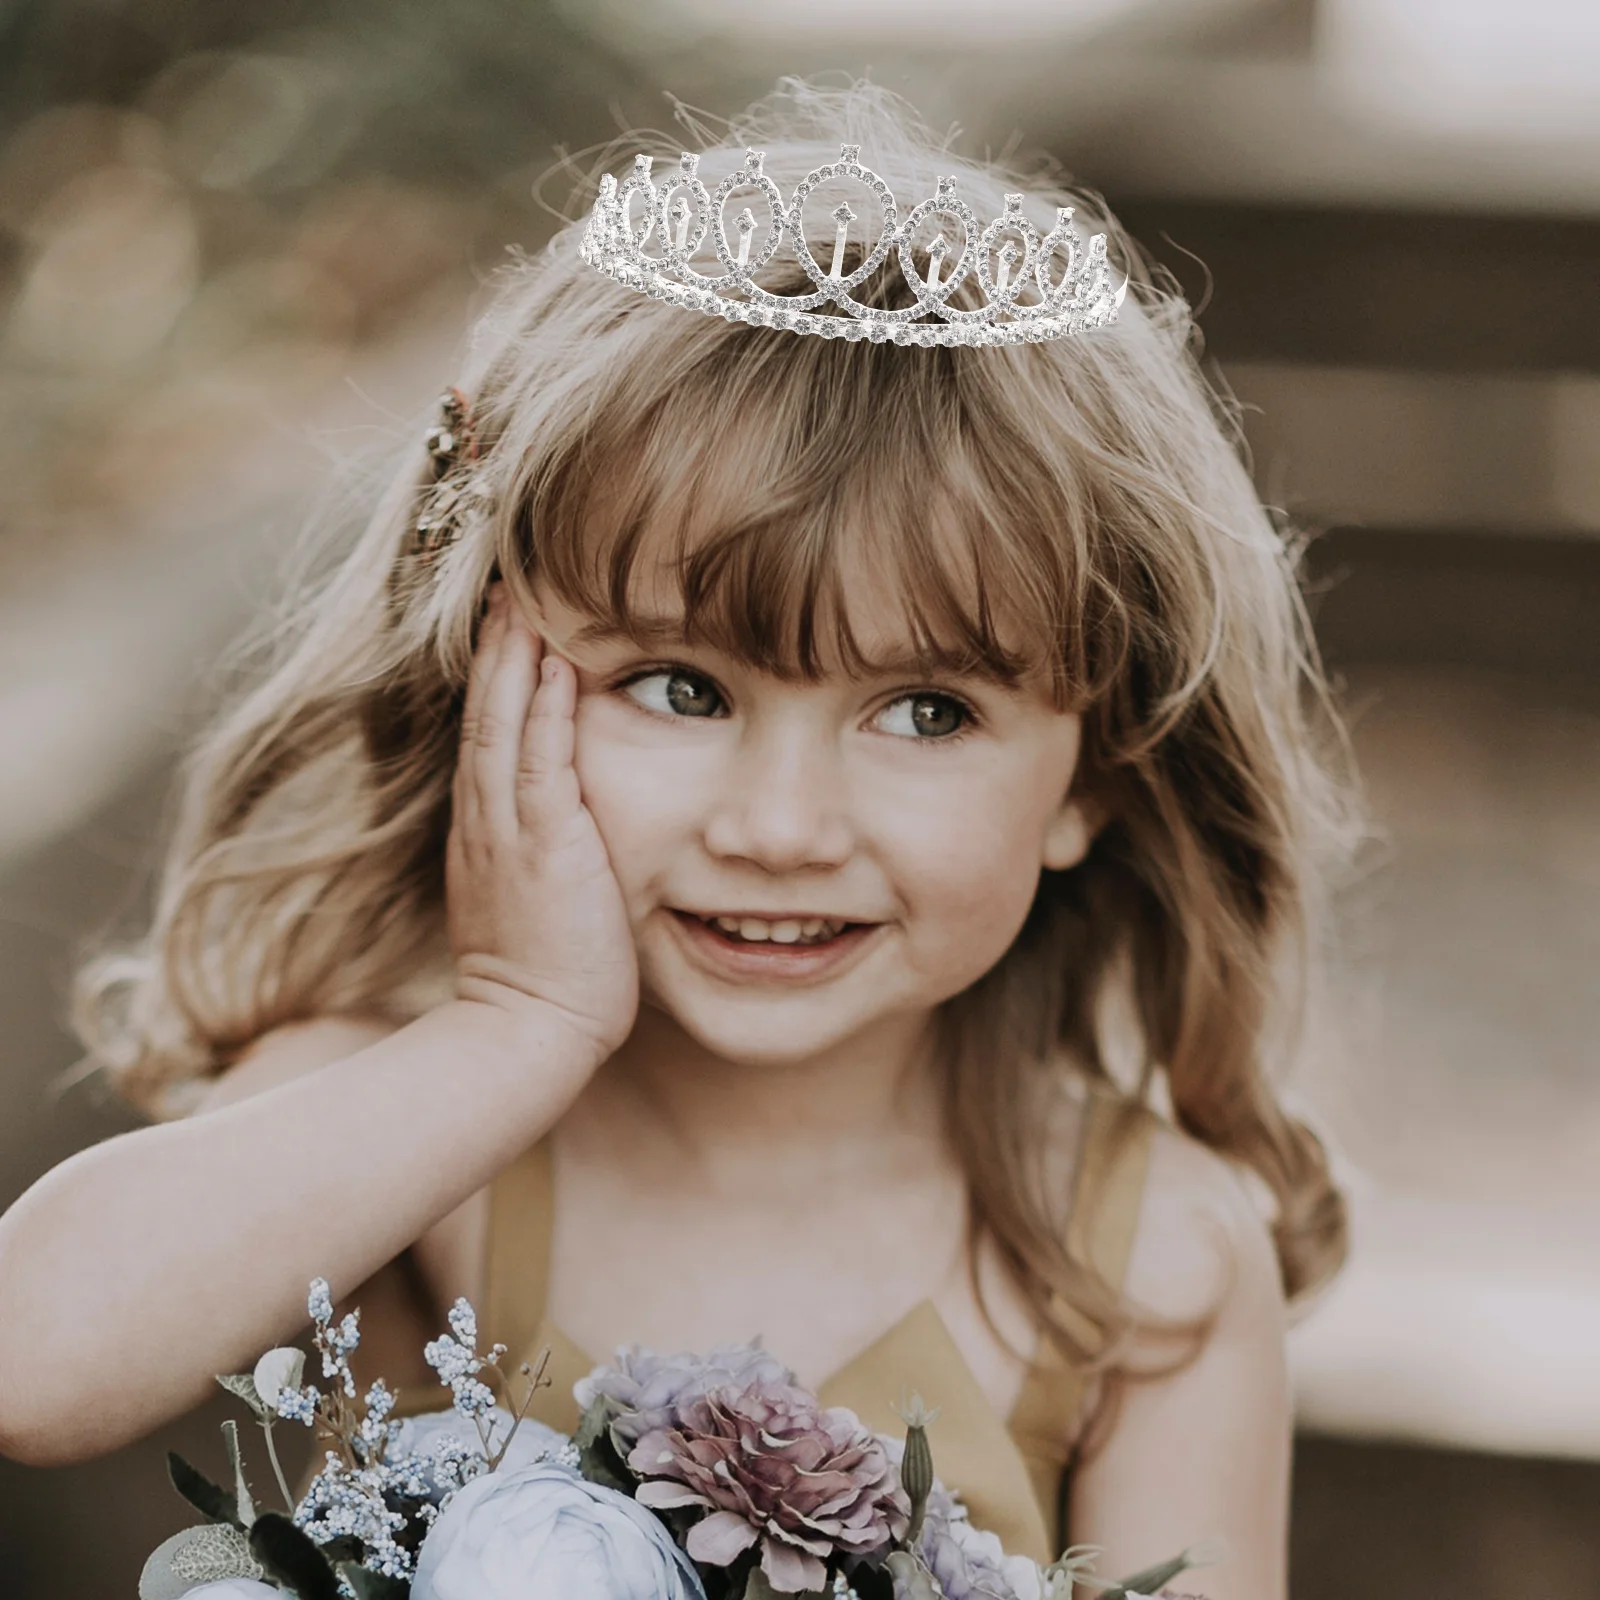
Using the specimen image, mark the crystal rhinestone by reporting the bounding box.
[744,149,765,173]
[633,155,653,176]
[1004,194,1024,215]
[868,322,891,342]
[839,143,861,163]
[833,201,856,225]
[936,177,957,199]
[680,152,700,175]
[816,166,834,181]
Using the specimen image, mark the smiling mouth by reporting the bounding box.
[676,911,865,947]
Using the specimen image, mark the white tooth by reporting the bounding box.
[769,920,802,943]
[800,919,824,937]
[739,918,771,941]
[713,916,743,935]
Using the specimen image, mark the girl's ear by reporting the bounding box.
[1042,789,1102,871]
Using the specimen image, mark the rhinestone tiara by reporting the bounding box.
[578,144,1128,348]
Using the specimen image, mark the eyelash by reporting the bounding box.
[612,664,981,747]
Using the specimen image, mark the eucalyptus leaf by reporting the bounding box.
[139,1525,264,1600]
[168,1450,243,1528]
[217,1372,270,1419]
[336,1562,412,1599]
[249,1512,340,1600]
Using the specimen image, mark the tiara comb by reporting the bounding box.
[579,145,1127,348]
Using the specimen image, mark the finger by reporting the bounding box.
[473,608,539,837]
[516,650,581,832]
[454,587,509,830]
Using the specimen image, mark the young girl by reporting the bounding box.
[0,81,1352,1600]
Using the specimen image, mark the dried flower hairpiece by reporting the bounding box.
[409,388,482,568]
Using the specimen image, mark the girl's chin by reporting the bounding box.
[635,978,914,1072]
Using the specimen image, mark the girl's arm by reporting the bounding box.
[1068,1128,1293,1600]
[0,997,599,1467]
[0,591,636,1466]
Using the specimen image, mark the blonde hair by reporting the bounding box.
[74,79,1356,1373]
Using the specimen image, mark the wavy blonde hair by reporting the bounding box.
[75,79,1355,1377]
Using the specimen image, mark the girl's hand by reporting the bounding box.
[446,583,639,1065]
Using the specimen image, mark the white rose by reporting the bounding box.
[181,1585,281,1598]
[412,1460,706,1600]
[251,1346,306,1408]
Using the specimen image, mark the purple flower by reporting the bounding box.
[573,1337,796,1451]
[627,1378,909,1594]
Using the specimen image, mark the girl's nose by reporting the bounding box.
[701,716,853,872]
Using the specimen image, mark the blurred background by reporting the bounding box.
[1,0,1596,1594]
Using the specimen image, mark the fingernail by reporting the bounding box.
[541,655,558,682]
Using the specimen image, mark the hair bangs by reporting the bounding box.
[519,325,1077,697]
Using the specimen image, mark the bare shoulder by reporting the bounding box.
[1122,1112,1284,1330]
[196,1014,401,1112]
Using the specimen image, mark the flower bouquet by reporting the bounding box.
[139,1278,1215,1600]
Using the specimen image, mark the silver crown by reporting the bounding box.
[579,145,1127,348]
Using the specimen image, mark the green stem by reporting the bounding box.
[259,1419,295,1513]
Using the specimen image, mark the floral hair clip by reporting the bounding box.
[410,388,481,567]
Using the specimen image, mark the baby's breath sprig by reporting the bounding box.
[424,1295,553,1470]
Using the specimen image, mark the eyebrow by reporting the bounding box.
[569,616,1026,687]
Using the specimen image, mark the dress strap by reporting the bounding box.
[482,1134,555,1362]
[1066,1091,1153,1288]
[1010,1089,1155,1550]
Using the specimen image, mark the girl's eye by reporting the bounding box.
[876,692,973,742]
[622,668,726,719]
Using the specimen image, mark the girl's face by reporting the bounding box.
[528,577,1094,1070]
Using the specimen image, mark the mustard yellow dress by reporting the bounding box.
[399,1094,1154,1568]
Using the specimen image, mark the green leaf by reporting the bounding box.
[742,1567,830,1600]
[217,1372,270,1419]
[221,1418,256,1526]
[167,1450,242,1529]
[249,1511,341,1600]
[573,1394,612,1451]
[336,1562,412,1599]
[574,1396,632,1493]
[883,1551,942,1600]
[1093,1560,1185,1597]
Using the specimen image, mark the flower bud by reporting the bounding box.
[894,1391,939,1545]
[252,1347,306,1409]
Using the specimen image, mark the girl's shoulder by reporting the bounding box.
[1097,1096,1285,1330]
